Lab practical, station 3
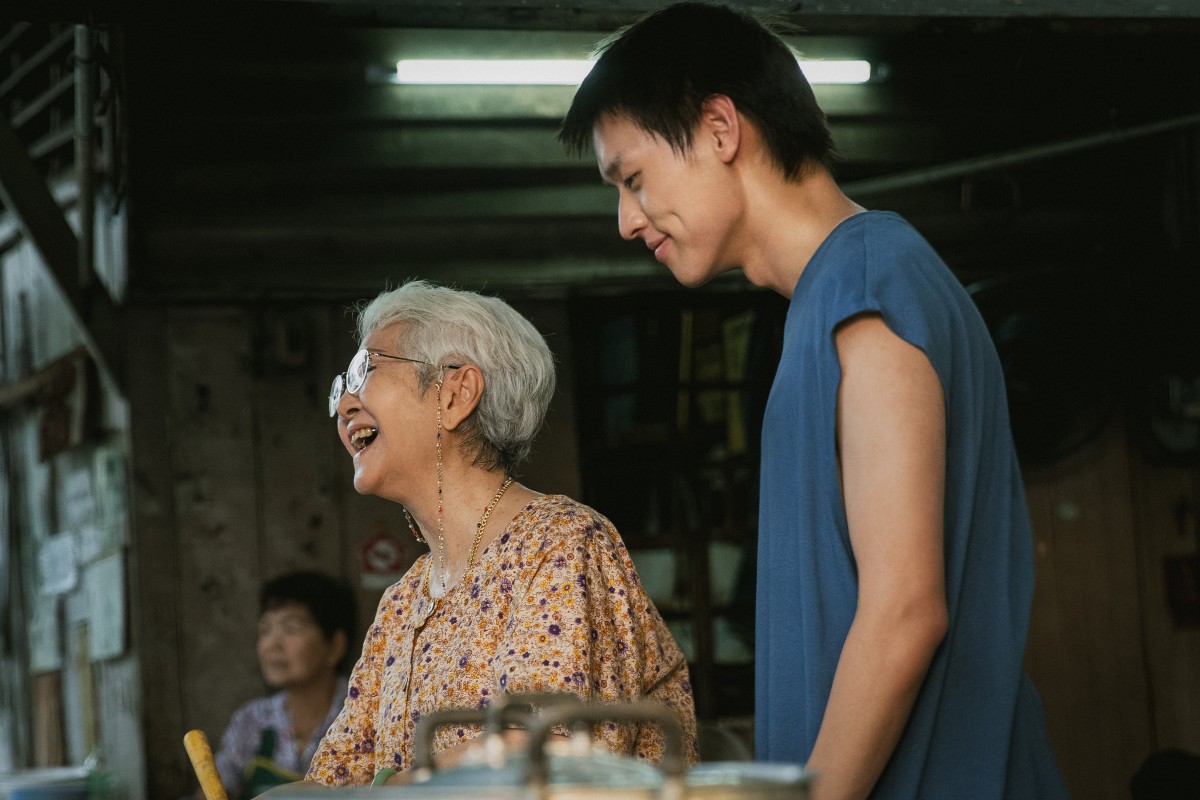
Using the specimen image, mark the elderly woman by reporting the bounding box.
[308,280,697,787]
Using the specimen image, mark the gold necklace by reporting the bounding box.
[467,476,514,570]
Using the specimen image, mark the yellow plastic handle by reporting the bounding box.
[184,729,229,800]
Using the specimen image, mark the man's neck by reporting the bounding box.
[738,166,865,297]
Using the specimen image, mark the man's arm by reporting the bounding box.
[804,312,949,800]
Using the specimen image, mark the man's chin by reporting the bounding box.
[669,265,716,290]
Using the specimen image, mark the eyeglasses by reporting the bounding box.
[328,349,461,417]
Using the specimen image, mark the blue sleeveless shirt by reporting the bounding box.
[756,211,1068,798]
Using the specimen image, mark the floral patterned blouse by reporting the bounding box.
[306,494,698,785]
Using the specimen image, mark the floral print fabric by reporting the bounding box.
[306,494,697,785]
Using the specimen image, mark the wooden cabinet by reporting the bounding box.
[568,288,788,720]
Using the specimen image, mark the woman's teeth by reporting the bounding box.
[350,427,378,452]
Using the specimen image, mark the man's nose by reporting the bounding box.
[617,193,646,241]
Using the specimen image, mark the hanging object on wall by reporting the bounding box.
[27,347,97,462]
[359,528,408,590]
[83,553,126,660]
[1162,493,1200,629]
[37,533,78,596]
[38,349,94,462]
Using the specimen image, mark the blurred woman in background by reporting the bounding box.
[211,570,356,799]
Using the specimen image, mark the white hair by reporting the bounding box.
[356,279,557,472]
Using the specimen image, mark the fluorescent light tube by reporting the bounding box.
[799,60,872,85]
[395,59,594,85]
[391,58,871,86]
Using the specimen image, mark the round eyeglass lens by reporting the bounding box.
[328,374,345,417]
[346,350,370,394]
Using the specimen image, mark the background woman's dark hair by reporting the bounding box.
[559,1,835,179]
[260,570,358,674]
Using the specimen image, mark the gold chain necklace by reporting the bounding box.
[467,475,514,570]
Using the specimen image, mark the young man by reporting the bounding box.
[560,3,1069,798]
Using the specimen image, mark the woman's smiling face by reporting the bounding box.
[334,323,434,502]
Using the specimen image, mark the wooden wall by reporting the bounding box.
[1024,415,1200,799]
[126,297,580,799]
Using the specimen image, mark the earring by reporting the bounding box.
[402,508,425,544]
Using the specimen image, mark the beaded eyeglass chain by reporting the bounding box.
[401,375,447,552]
[403,373,514,596]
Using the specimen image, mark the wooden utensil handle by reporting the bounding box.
[184,729,229,800]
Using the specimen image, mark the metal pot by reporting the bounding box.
[265,694,813,800]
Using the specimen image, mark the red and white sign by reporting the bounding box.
[360,530,406,589]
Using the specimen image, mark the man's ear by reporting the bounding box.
[700,94,741,164]
[440,364,484,430]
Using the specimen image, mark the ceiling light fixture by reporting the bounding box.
[390,58,872,86]
[798,59,872,85]
[395,59,593,85]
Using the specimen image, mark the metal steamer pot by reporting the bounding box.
[266,694,813,800]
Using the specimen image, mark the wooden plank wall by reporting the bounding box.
[1024,415,1200,799]
[125,304,185,798]
[128,297,581,798]
[1129,447,1200,753]
[1024,418,1153,798]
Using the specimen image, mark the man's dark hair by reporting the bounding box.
[559,2,835,179]
[260,570,358,674]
